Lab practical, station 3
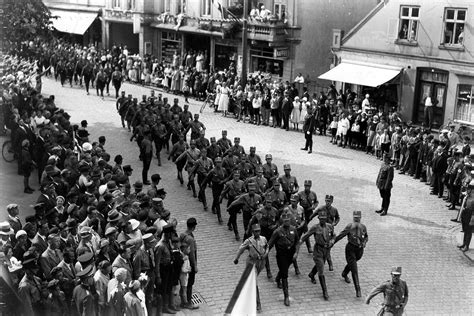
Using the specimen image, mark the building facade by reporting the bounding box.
[323,0,474,128]
[43,0,104,46]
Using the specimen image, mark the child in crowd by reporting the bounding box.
[171,236,184,310]
[182,80,190,103]
[329,116,338,144]
[179,242,193,309]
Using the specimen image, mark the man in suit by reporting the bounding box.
[39,234,63,279]
[32,220,49,254]
[431,146,449,198]
[36,183,57,214]
[112,244,133,285]
[56,247,77,303]
[376,154,394,216]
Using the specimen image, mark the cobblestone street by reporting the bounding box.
[1,77,473,315]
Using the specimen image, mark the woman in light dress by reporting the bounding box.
[291,96,301,131]
[214,80,222,112]
[196,51,204,72]
[299,97,308,125]
[218,82,230,116]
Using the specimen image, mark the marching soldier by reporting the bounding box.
[245,165,268,195]
[222,150,238,176]
[186,114,206,141]
[176,140,201,197]
[333,210,368,297]
[298,180,319,253]
[267,213,300,307]
[221,170,245,231]
[152,115,168,166]
[207,137,223,161]
[280,194,305,275]
[262,154,279,187]
[191,149,213,211]
[309,195,340,271]
[265,181,286,211]
[299,210,334,300]
[227,183,262,240]
[366,267,409,316]
[217,130,232,152]
[205,157,228,223]
[247,146,262,175]
[227,137,246,158]
[233,223,268,312]
[278,164,299,203]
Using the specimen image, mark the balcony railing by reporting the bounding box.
[246,21,290,42]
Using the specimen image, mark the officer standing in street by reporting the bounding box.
[366,267,409,316]
[376,154,394,216]
[233,223,268,312]
[298,180,319,253]
[267,213,300,307]
[333,210,368,297]
[299,210,334,300]
[309,195,340,271]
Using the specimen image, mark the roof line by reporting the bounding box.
[341,1,386,45]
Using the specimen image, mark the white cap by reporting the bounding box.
[15,230,27,239]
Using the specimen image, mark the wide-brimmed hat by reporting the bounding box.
[107,209,122,223]
[0,222,13,235]
[129,219,140,231]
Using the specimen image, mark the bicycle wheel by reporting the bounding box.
[2,140,15,162]
[199,101,208,113]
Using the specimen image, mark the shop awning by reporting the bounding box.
[50,9,97,35]
[318,61,402,87]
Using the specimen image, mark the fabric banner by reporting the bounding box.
[224,263,257,316]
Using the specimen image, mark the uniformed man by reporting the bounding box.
[152,115,168,166]
[222,150,238,176]
[191,148,213,211]
[366,267,409,316]
[119,94,132,129]
[333,210,368,297]
[207,137,223,161]
[176,139,200,197]
[297,180,319,253]
[267,213,300,307]
[299,210,334,300]
[227,183,262,240]
[265,181,286,211]
[280,194,305,275]
[278,164,299,203]
[247,195,278,278]
[154,224,177,314]
[247,146,262,175]
[186,114,206,140]
[140,130,153,185]
[205,156,228,223]
[245,165,268,194]
[262,154,279,186]
[217,130,232,152]
[233,223,268,312]
[116,91,126,111]
[195,130,210,151]
[310,195,340,270]
[376,154,394,216]
[72,265,97,316]
[227,137,245,158]
[169,134,188,184]
[221,170,245,231]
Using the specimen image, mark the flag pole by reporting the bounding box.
[240,0,248,88]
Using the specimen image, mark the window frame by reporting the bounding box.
[201,0,212,16]
[274,3,286,21]
[455,84,474,124]
[397,5,420,42]
[442,8,467,46]
[113,0,121,9]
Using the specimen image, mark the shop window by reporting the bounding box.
[455,85,474,123]
[443,8,466,45]
[398,6,419,42]
[202,0,211,16]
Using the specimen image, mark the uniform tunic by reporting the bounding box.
[239,235,268,273]
[268,225,299,279]
[366,280,409,316]
[301,223,334,276]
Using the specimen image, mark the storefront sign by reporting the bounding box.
[273,47,289,59]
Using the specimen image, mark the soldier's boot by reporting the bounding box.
[319,275,329,300]
[305,238,313,253]
[327,253,334,271]
[352,271,361,297]
[256,286,262,312]
[282,278,290,306]
[157,153,162,166]
[342,270,351,283]
[155,294,163,316]
[265,257,273,279]
[190,182,197,198]
[216,205,223,224]
[293,258,300,275]
[275,272,282,289]
[162,294,177,314]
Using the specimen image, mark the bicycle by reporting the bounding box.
[2,139,15,162]
[199,93,215,113]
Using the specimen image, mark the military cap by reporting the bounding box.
[280,213,291,221]
[273,181,280,186]
[318,210,328,219]
[250,146,256,151]
[215,157,223,163]
[283,164,291,170]
[133,181,143,189]
[248,182,257,189]
[251,223,261,231]
[187,217,197,227]
[234,137,240,142]
[325,195,334,201]
[290,194,298,202]
[142,233,154,243]
[222,130,228,135]
[47,279,60,289]
[152,197,163,204]
[210,137,216,142]
[391,267,402,275]
[233,169,240,174]
[265,154,272,159]
[265,194,273,202]
[304,180,312,186]
[77,265,94,278]
[353,210,362,218]
[151,174,161,182]
[7,204,18,212]
[123,165,133,172]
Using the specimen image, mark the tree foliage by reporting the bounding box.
[4,0,54,55]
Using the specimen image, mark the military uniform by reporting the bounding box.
[245,172,268,195]
[334,211,368,297]
[227,188,262,240]
[268,216,299,306]
[278,164,299,202]
[205,158,228,222]
[247,147,262,174]
[300,211,334,300]
[217,131,232,152]
[376,156,394,215]
[262,154,279,186]
[227,138,245,158]
[207,138,223,161]
[192,155,214,210]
